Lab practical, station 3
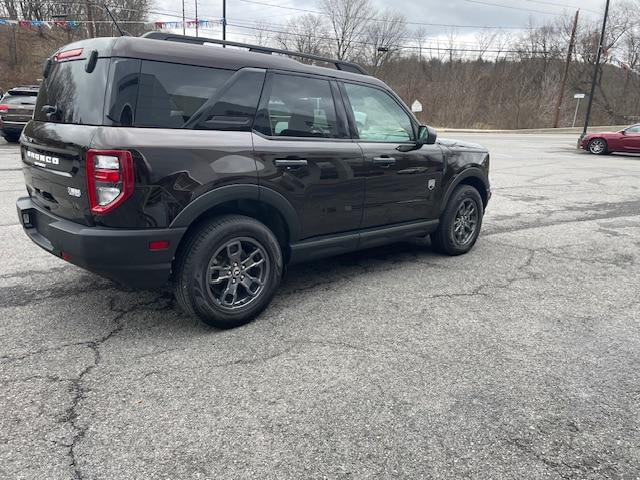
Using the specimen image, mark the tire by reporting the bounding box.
[431,185,484,256]
[174,215,283,328]
[3,134,20,144]
[588,138,608,155]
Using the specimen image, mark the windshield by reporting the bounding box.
[34,58,109,125]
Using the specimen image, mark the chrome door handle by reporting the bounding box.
[275,159,308,167]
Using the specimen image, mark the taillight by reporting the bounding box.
[86,149,134,215]
[0,105,8,114]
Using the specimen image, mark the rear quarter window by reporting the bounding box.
[193,69,266,131]
[134,61,232,128]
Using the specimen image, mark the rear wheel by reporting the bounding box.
[174,215,283,328]
[588,138,608,155]
[3,134,20,144]
[431,185,484,256]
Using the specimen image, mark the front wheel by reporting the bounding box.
[431,185,484,256]
[174,215,283,328]
[588,138,608,155]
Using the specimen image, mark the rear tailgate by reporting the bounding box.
[21,122,98,226]
[4,105,34,123]
[21,45,112,226]
[0,93,37,124]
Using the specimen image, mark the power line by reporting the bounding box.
[227,17,515,46]
[460,0,565,16]
[518,0,598,15]
[233,0,539,29]
[222,21,539,55]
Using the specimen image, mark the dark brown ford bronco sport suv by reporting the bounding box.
[17,32,491,328]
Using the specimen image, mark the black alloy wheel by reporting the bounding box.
[174,215,283,329]
[206,237,270,310]
[431,184,484,256]
[452,198,479,247]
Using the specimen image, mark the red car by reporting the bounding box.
[580,124,640,155]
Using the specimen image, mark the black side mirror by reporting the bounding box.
[397,125,437,152]
[418,125,437,145]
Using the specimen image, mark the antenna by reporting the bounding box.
[103,2,128,36]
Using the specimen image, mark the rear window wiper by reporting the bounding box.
[41,104,60,120]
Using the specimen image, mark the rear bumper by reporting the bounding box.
[16,196,187,288]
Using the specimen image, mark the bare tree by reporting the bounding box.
[362,10,406,74]
[445,28,460,63]
[252,20,275,47]
[320,0,372,60]
[413,26,427,62]
[492,31,514,61]
[275,14,328,58]
[475,29,498,61]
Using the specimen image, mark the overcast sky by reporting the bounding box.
[154,0,611,45]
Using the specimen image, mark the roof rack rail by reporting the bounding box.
[141,31,369,76]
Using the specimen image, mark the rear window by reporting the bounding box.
[34,59,109,125]
[2,95,37,105]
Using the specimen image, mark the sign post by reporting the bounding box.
[573,93,585,128]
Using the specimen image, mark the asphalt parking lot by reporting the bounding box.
[1,133,639,479]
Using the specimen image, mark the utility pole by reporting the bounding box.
[222,0,227,42]
[581,0,611,138]
[553,9,579,128]
[11,24,18,65]
[195,0,199,37]
[182,0,186,35]
[84,0,96,38]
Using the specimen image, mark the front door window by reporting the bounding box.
[343,83,414,142]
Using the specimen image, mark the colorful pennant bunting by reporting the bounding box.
[0,18,221,30]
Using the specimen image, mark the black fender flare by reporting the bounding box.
[169,184,301,241]
[440,167,490,214]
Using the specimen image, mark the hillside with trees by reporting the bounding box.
[1,0,639,129]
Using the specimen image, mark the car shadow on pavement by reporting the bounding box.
[103,239,441,331]
[0,239,443,338]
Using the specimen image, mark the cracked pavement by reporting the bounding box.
[1,134,639,479]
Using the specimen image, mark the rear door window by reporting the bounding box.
[134,61,232,128]
[254,73,341,138]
